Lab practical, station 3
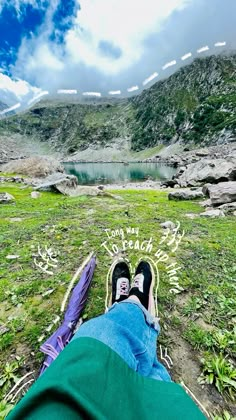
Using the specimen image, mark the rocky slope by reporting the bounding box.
[0,54,235,160]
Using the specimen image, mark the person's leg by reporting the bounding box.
[73,260,171,381]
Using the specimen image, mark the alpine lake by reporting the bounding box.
[63,162,176,185]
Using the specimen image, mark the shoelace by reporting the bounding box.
[120,280,129,295]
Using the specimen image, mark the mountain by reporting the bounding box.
[0,54,235,158]
[131,54,236,150]
[0,100,8,112]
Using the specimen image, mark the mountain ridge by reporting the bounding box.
[0,54,235,160]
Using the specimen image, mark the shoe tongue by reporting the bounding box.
[134,273,144,282]
[118,277,129,282]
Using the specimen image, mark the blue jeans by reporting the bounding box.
[73,300,171,382]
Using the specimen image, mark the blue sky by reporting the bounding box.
[0,2,45,72]
[0,0,77,72]
[0,0,236,110]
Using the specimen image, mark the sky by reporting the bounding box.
[0,0,236,112]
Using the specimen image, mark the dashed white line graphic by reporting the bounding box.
[215,41,226,47]
[28,91,49,105]
[143,72,159,86]
[108,90,121,95]
[82,92,101,97]
[181,52,192,61]
[0,102,21,115]
[197,45,209,53]
[57,89,77,94]
[127,85,139,92]
[162,60,176,70]
[0,41,227,116]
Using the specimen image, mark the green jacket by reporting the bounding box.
[8,337,206,419]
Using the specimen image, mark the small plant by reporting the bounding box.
[182,297,204,317]
[217,295,236,319]
[213,329,236,355]
[198,354,236,401]
[0,333,14,352]
[210,410,235,420]
[184,323,214,350]
[0,361,20,394]
[0,399,14,418]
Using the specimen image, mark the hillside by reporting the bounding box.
[0,54,235,159]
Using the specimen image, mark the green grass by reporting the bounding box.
[129,144,164,160]
[0,180,236,415]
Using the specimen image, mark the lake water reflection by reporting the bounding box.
[64,162,176,185]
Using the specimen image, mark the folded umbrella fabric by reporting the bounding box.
[40,255,96,375]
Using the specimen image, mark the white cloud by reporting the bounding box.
[0,72,41,98]
[65,0,191,74]
[27,44,64,72]
[13,0,192,84]
[4,0,234,105]
[0,72,44,108]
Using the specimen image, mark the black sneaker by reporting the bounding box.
[111,261,131,304]
[129,261,155,315]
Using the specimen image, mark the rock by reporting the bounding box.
[0,192,15,203]
[6,255,20,259]
[177,157,236,187]
[0,325,9,336]
[200,209,225,218]
[9,217,23,222]
[218,202,236,213]
[195,150,209,157]
[0,156,64,178]
[31,191,41,199]
[35,173,78,195]
[160,180,177,188]
[177,166,186,175]
[199,199,212,208]
[160,221,175,229]
[202,184,212,195]
[98,185,104,190]
[0,176,24,183]
[42,289,54,297]
[168,189,204,201]
[185,213,198,219]
[233,211,236,216]
[205,181,236,205]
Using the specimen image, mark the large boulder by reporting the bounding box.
[177,157,236,187]
[200,209,225,218]
[204,181,236,205]
[218,202,236,214]
[34,173,78,194]
[0,157,64,178]
[0,192,15,203]
[168,189,204,201]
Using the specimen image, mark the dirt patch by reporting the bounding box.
[166,326,235,417]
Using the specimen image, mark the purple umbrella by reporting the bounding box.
[39,255,96,375]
